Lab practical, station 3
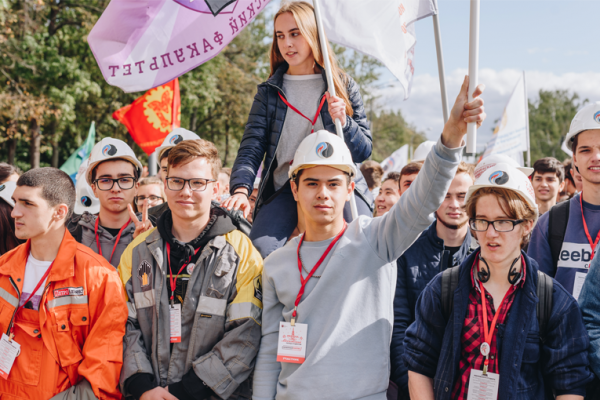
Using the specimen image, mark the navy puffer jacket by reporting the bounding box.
[230,63,373,217]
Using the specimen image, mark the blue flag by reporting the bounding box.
[60,122,96,182]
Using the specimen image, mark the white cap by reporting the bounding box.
[565,102,600,151]
[87,138,143,185]
[0,181,17,208]
[288,130,357,179]
[475,153,534,178]
[412,141,436,162]
[154,128,201,165]
[74,177,100,215]
[466,162,537,213]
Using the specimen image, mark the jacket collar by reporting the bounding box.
[426,220,474,259]
[0,229,77,285]
[266,62,328,91]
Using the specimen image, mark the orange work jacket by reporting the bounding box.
[0,229,127,400]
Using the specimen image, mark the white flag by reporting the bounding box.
[482,76,529,160]
[319,0,437,100]
[381,144,409,175]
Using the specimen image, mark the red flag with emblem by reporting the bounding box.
[112,78,181,155]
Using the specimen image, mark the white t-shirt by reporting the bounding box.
[19,254,52,310]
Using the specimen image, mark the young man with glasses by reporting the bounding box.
[68,138,150,268]
[118,139,263,400]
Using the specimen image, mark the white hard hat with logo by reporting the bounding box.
[0,181,17,208]
[86,138,143,186]
[74,159,100,215]
[466,162,537,213]
[289,130,357,179]
[154,128,201,165]
[412,140,436,162]
[565,102,600,151]
[475,153,534,178]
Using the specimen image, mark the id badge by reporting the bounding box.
[170,304,182,343]
[276,322,307,364]
[466,369,499,400]
[0,334,20,379]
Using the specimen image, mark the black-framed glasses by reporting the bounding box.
[469,219,524,232]
[166,177,216,192]
[94,177,136,191]
[135,195,164,205]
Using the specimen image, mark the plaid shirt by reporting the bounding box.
[451,256,526,399]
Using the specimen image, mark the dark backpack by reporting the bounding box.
[440,266,553,342]
[548,200,570,273]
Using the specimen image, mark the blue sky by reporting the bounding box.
[378,0,600,152]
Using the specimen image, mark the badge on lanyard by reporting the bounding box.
[170,303,182,343]
[0,333,20,379]
[466,369,499,400]
[277,322,308,364]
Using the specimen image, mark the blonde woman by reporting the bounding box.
[223,1,373,258]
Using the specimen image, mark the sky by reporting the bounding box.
[375,0,600,152]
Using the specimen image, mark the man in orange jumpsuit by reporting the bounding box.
[0,167,127,399]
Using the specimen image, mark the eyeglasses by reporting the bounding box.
[135,195,164,205]
[94,177,136,191]
[469,219,525,232]
[166,177,216,192]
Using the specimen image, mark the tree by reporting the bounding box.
[369,110,425,162]
[528,89,586,162]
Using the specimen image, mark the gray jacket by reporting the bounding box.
[118,227,264,399]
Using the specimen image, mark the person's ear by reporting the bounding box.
[522,219,535,238]
[559,180,566,192]
[91,183,99,198]
[54,204,69,222]
[347,181,355,201]
[291,180,299,202]
[212,181,220,200]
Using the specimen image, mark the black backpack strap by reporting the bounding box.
[548,200,570,273]
[536,270,553,343]
[441,266,460,322]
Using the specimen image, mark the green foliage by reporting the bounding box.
[528,89,586,162]
[369,110,425,162]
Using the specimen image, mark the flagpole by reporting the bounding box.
[466,0,480,154]
[523,71,531,168]
[433,14,449,124]
[313,0,358,220]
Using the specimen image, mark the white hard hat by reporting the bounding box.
[565,102,600,151]
[154,128,201,165]
[74,176,100,215]
[288,130,357,179]
[253,177,261,190]
[86,138,143,186]
[466,162,537,213]
[412,141,436,162]
[475,153,534,178]
[0,181,17,208]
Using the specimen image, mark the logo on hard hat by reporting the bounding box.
[594,111,600,124]
[316,142,334,158]
[170,134,183,145]
[102,144,118,156]
[81,196,92,207]
[0,184,4,192]
[489,171,509,185]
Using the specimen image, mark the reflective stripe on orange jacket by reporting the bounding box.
[0,229,127,400]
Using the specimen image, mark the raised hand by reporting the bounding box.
[326,92,347,126]
[441,75,486,149]
[221,189,251,219]
[139,386,178,400]
[128,199,153,239]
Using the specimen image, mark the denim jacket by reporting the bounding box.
[404,251,593,399]
[579,251,600,379]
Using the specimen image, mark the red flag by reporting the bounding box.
[112,78,181,155]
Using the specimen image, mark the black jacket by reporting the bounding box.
[230,63,373,217]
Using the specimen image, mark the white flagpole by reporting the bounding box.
[523,70,531,168]
[313,0,359,220]
[466,0,480,154]
[433,14,449,124]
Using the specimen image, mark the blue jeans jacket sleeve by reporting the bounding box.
[527,212,555,276]
[579,254,600,380]
[403,274,447,379]
[391,256,412,394]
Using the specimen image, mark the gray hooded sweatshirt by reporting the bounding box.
[252,139,463,400]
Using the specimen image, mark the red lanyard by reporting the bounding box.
[166,243,200,305]
[580,193,600,261]
[95,217,131,264]
[278,92,327,133]
[9,257,55,337]
[291,222,347,325]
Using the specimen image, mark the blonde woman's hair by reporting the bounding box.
[271,1,353,117]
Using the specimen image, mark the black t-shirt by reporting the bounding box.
[446,246,461,262]
[102,226,122,237]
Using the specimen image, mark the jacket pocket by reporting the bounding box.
[518,332,541,392]
[206,252,236,299]
[52,310,83,367]
[69,308,90,348]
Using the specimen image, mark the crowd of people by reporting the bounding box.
[0,1,599,400]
